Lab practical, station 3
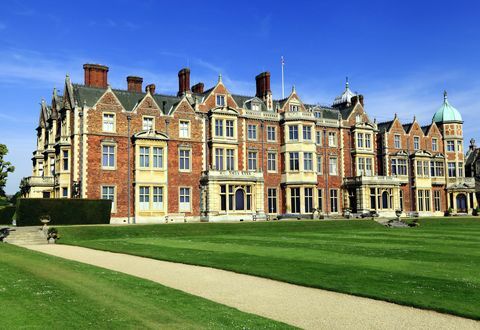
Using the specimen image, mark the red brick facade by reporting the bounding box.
[28,63,477,222]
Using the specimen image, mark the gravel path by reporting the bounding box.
[23,244,479,330]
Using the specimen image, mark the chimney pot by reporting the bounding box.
[145,83,156,94]
[83,63,109,88]
[178,68,191,96]
[192,82,204,94]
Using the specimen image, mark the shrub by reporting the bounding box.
[16,198,112,227]
[473,206,480,216]
[0,205,15,225]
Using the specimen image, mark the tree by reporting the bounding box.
[19,177,30,197]
[0,144,15,197]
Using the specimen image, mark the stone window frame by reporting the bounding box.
[178,147,192,172]
[101,185,116,213]
[394,134,401,149]
[267,151,277,173]
[102,112,116,133]
[179,120,191,139]
[247,124,258,141]
[266,125,277,142]
[142,115,155,131]
[179,186,192,212]
[432,138,438,151]
[267,187,278,214]
[215,94,226,107]
[101,142,117,170]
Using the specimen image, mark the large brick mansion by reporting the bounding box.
[26,63,477,222]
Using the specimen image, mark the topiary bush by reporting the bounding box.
[16,198,112,227]
[0,206,15,225]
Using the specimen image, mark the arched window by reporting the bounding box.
[382,191,389,209]
[235,189,245,210]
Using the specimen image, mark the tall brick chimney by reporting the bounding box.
[127,76,143,93]
[178,68,191,96]
[83,64,109,88]
[255,72,271,98]
[192,82,204,94]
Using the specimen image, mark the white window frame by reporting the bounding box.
[101,185,116,212]
[247,151,258,171]
[179,187,191,212]
[267,152,277,172]
[179,148,191,172]
[139,186,150,211]
[329,157,338,175]
[216,94,226,107]
[247,124,257,140]
[153,186,164,210]
[102,113,116,132]
[179,120,190,138]
[267,126,276,142]
[328,132,337,147]
[303,152,313,171]
[267,188,278,214]
[142,116,155,131]
[139,146,150,168]
[102,144,116,169]
[153,147,164,169]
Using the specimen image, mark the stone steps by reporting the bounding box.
[4,226,47,245]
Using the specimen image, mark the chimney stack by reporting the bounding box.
[192,82,204,94]
[145,83,156,95]
[83,63,109,88]
[178,68,191,96]
[255,72,271,98]
[127,76,143,93]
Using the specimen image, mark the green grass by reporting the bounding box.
[58,218,480,320]
[0,244,291,329]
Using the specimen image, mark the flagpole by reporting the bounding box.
[281,56,285,99]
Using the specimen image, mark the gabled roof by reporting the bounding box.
[231,95,268,111]
[377,120,394,132]
[402,123,413,133]
[339,106,355,119]
[421,125,430,135]
[72,84,181,114]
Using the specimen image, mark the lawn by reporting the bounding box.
[0,244,291,329]
[58,218,480,320]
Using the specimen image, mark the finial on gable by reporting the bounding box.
[345,76,349,89]
[218,73,222,83]
[292,85,296,93]
[394,113,398,119]
[413,115,416,122]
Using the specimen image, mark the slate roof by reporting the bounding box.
[72,84,180,114]
[421,125,431,135]
[402,123,413,133]
[377,120,394,132]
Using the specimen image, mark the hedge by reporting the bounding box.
[0,206,15,225]
[16,198,112,226]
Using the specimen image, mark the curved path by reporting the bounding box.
[22,244,479,330]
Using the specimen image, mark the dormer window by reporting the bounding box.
[216,95,225,107]
[251,103,261,111]
[289,104,299,112]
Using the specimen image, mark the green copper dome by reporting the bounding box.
[432,91,462,123]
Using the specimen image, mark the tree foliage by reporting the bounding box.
[0,144,15,197]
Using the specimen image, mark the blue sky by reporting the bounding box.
[1,0,479,194]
